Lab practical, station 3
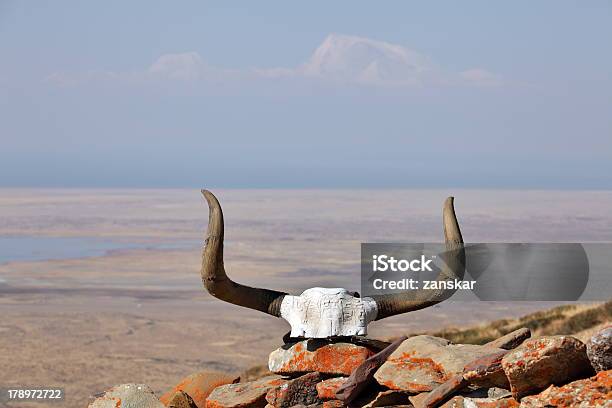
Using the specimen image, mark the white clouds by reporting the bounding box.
[45,52,217,85]
[46,34,502,88]
[460,68,503,87]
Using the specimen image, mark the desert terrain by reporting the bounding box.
[1,189,611,407]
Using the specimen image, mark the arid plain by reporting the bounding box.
[1,189,612,407]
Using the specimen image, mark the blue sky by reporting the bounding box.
[1,1,610,188]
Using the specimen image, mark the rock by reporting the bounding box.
[160,371,240,407]
[408,393,436,408]
[519,370,611,407]
[268,340,374,375]
[501,335,593,399]
[206,375,287,408]
[167,391,198,408]
[411,394,519,408]
[411,350,510,407]
[462,350,510,389]
[415,375,468,408]
[316,377,347,400]
[322,400,346,408]
[374,336,505,393]
[484,328,531,350]
[587,326,612,372]
[88,384,164,408]
[335,336,407,403]
[462,397,519,407]
[265,372,322,408]
[487,388,512,399]
[357,390,412,408]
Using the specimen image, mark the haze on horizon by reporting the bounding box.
[1,1,611,189]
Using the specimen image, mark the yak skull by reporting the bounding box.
[280,287,378,337]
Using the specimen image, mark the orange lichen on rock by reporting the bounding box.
[374,336,500,393]
[159,371,239,407]
[316,377,347,400]
[314,344,373,374]
[206,375,287,408]
[388,352,449,382]
[268,340,373,375]
[520,370,611,407]
[473,399,519,408]
[501,335,593,400]
[322,399,346,408]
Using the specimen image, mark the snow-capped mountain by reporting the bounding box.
[298,34,437,85]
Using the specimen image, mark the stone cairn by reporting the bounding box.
[89,192,611,407]
[88,325,611,408]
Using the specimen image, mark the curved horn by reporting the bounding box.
[371,196,465,320]
[201,189,287,316]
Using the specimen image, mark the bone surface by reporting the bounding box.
[279,287,378,338]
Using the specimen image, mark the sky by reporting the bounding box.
[0,1,611,188]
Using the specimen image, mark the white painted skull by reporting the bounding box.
[279,287,378,338]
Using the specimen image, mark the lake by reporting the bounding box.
[0,236,197,265]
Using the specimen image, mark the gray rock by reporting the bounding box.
[88,384,164,408]
[587,326,612,372]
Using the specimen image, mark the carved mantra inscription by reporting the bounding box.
[280,288,378,338]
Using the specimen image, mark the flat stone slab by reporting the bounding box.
[206,376,287,408]
[374,335,505,393]
[269,340,373,375]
